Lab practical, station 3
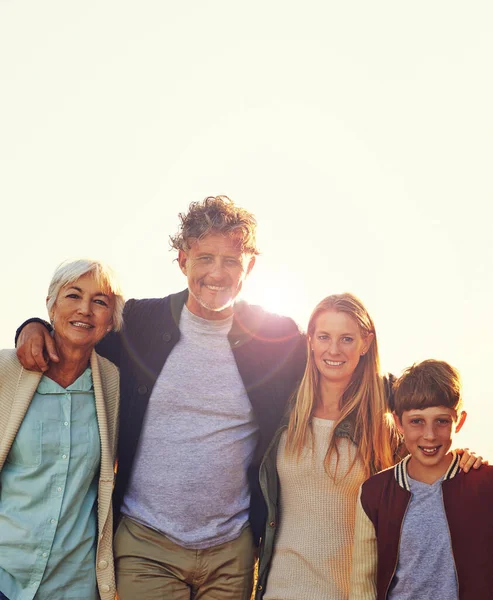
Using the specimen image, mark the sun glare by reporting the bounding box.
[245,272,312,332]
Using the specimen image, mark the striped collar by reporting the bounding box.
[393,451,461,491]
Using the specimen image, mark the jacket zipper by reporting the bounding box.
[385,495,411,599]
[441,486,460,597]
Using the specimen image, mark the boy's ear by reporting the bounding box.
[393,412,404,435]
[455,410,467,434]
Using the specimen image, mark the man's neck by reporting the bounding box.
[185,296,234,320]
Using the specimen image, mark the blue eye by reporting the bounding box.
[342,337,354,343]
[94,299,109,307]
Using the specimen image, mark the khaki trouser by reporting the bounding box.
[114,516,255,600]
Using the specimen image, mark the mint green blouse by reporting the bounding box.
[0,368,101,600]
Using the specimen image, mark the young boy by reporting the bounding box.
[349,359,493,600]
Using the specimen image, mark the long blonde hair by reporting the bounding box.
[286,293,395,479]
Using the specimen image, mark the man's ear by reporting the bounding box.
[178,250,188,275]
[455,410,467,434]
[393,412,404,435]
[246,255,256,276]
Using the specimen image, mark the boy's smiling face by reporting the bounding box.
[394,406,467,483]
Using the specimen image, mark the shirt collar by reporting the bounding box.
[394,450,460,491]
[37,367,93,394]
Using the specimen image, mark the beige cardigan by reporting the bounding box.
[0,348,120,600]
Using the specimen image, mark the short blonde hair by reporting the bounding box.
[46,259,125,331]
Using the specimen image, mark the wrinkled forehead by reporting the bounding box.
[60,272,115,296]
[188,232,250,256]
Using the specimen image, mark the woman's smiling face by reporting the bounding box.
[310,310,372,387]
[49,272,115,351]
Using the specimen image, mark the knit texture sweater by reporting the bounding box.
[264,417,365,600]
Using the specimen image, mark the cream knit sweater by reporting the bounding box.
[264,417,365,600]
[0,348,120,600]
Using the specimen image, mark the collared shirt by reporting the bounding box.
[0,368,100,600]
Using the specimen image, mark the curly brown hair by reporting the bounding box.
[169,195,260,255]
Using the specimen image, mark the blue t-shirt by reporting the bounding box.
[389,472,458,600]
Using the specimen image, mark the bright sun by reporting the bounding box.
[245,270,312,332]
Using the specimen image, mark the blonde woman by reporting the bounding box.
[255,293,480,600]
[0,259,123,600]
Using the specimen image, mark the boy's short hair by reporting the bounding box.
[393,359,462,418]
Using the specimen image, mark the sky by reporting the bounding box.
[1,1,492,457]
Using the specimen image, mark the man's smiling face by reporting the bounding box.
[178,232,256,320]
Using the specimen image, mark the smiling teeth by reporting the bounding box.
[205,285,228,291]
[72,322,91,328]
[421,447,439,454]
[324,360,344,366]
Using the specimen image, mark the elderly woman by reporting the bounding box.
[0,259,123,600]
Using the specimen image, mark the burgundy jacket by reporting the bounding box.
[350,454,493,600]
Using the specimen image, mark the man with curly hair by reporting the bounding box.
[15,196,306,600]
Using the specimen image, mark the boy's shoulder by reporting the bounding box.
[453,463,493,487]
[361,462,400,497]
[359,460,411,524]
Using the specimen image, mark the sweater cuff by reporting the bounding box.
[15,318,53,346]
